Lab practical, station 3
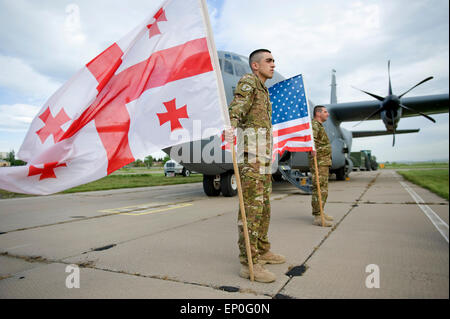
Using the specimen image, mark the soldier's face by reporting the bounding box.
[253,52,275,82]
[319,108,329,122]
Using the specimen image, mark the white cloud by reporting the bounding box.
[0,55,61,100]
[212,0,448,104]
[0,103,40,133]
[0,0,161,81]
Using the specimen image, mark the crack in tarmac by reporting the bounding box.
[274,172,381,298]
[0,251,270,298]
[1,173,401,298]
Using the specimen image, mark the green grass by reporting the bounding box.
[111,167,164,174]
[397,169,449,200]
[62,173,203,193]
[0,173,203,199]
[384,162,449,169]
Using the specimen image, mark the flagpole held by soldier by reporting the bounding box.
[309,105,334,227]
[225,49,286,283]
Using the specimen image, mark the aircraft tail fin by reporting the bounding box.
[330,69,337,104]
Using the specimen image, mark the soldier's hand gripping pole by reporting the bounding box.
[231,143,255,281]
[313,154,326,227]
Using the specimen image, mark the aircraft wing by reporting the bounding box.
[352,129,420,138]
[327,93,449,123]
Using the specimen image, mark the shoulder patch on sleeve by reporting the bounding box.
[235,74,257,96]
[241,83,252,92]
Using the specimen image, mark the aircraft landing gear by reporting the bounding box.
[220,172,238,197]
[335,167,346,180]
[203,175,221,196]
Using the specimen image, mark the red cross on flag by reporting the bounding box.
[0,0,229,195]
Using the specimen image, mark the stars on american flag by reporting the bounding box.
[269,75,308,125]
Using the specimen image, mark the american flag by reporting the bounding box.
[269,74,314,158]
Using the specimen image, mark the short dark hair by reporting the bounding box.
[249,49,271,70]
[313,105,326,116]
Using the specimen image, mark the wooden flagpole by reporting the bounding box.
[231,145,255,281]
[302,74,326,227]
[313,154,326,227]
[198,0,254,281]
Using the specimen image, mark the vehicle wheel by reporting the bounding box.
[335,167,346,181]
[203,175,221,196]
[183,169,191,177]
[220,172,238,197]
[371,162,378,171]
[272,174,283,182]
[364,153,372,171]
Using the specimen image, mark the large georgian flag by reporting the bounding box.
[0,0,228,195]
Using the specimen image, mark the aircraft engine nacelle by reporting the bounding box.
[380,95,403,131]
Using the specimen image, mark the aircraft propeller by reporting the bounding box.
[352,60,436,146]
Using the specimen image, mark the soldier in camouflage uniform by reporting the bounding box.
[308,105,334,227]
[226,49,285,283]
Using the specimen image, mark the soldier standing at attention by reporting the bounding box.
[225,49,285,283]
[309,105,334,227]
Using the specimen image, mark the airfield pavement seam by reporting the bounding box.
[1,197,276,297]
[0,200,196,235]
[0,212,123,235]
[63,209,275,297]
[0,251,271,297]
[71,211,229,258]
[273,172,381,298]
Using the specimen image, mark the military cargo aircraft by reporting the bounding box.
[163,51,449,197]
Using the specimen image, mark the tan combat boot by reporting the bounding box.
[259,251,286,265]
[313,215,332,227]
[324,214,334,221]
[239,263,276,283]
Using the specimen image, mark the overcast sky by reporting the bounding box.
[0,0,448,162]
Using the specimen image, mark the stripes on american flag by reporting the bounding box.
[269,74,314,157]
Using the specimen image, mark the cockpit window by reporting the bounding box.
[224,60,234,75]
[232,55,241,61]
[224,53,232,60]
[234,63,247,77]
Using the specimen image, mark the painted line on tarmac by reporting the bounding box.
[100,202,193,216]
[121,203,193,216]
[400,181,449,244]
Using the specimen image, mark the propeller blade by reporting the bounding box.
[353,107,384,127]
[391,109,396,147]
[398,76,434,98]
[351,86,385,101]
[388,60,393,96]
[399,104,436,123]
[392,130,396,146]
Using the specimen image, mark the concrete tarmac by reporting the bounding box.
[0,170,448,299]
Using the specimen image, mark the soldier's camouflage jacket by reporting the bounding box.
[228,73,272,162]
[309,119,332,167]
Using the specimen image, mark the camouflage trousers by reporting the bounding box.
[310,164,330,216]
[237,153,272,265]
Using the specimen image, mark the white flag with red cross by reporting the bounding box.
[0,0,229,195]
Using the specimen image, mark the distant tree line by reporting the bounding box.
[5,150,26,166]
[129,155,170,168]
[2,150,171,169]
